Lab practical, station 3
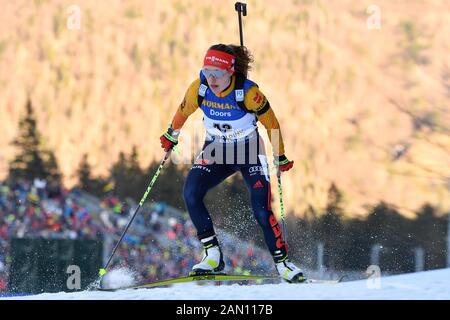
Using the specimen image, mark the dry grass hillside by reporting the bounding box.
[0,0,449,218]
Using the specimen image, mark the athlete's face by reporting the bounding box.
[202,67,233,95]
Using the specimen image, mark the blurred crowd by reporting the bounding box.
[100,195,274,284]
[0,179,274,292]
[0,178,104,291]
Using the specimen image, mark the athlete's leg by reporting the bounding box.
[184,144,236,274]
[240,153,305,282]
[239,153,288,257]
[183,156,236,240]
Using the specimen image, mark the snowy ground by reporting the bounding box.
[2,268,450,300]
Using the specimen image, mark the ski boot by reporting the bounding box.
[272,250,306,283]
[189,235,225,276]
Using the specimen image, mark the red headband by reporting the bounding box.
[203,50,235,71]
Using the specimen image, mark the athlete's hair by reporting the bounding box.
[208,44,254,78]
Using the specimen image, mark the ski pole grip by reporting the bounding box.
[235,2,247,16]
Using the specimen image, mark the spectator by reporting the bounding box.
[0,178,274,290]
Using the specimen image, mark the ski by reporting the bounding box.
[96,274,346,291]
[97,274,277,291]
[306,275,347,284]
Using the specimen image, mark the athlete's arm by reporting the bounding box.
[160,79,200,152]
[244,86,286,156]
[171,78,201,130]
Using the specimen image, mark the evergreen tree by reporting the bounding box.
[313,183,346,270]
[75,153,107,195]
[412,203,447,270]
[342,217,371,270]
[127,146,145,196]
[110,152,129,198]
[76,154,92,189]
[43,150,62,185]
[366,202,415,273]
[9,99,61,182]
[108,146,149,200]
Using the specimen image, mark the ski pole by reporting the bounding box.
[98,149,172,279]
[276,169,287,243]
[234,2,247,46]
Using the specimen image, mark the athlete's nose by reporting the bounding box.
[207,77,217,86]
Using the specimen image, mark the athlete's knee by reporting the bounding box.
[183,184,197,205]
[250,196,271,222]
[253,209,271,228]
[183,183,205,207]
